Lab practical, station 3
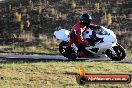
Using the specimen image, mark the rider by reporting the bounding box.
[68,13,101,57]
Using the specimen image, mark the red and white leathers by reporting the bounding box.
[68,22,100,57]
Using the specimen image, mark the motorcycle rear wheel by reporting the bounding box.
[105,45,126,61]
[59,41,77,60]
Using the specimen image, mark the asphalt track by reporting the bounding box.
[0,54,132,63]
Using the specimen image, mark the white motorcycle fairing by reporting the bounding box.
[54,29,70,41]
[83,26,117,55]
[54,26,118,56]
[54,26,126,61]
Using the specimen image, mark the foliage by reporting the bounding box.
[0,0,131,52]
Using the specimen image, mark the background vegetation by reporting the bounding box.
[0,0,131,55]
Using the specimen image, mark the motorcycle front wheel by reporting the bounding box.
[59,41,77,60]
[105,45,126,61]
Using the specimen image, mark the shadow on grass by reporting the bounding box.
[63,71,91,76]
[63,71,78,75]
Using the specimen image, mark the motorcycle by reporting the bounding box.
[54,26,126,61]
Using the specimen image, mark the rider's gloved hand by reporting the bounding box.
[89,41,96,46]
[87,38,96,46]
[97,26,101,29]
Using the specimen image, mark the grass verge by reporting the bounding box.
[0,60,132,88]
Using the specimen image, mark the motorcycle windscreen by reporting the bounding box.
[54,29,70,41]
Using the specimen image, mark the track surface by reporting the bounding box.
[0,54,132,63]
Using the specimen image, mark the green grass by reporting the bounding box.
[126,50,132,59]
[0,60,132,88]
[0,44,60,55]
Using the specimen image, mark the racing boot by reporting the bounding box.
[76,50,85,58]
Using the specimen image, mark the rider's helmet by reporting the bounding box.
[80,13,92,27]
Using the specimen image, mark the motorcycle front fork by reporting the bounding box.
[109,43,119,55]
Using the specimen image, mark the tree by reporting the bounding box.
[95,3,100,13]
[29,0,32,4]
[107,13,112,26]
[14,12,21,22]
[38,0,42,14]
[71,0,76,9]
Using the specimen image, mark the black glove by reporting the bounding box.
[97,26,101,29]
[89,40,96,46]
[87,38,96,46]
